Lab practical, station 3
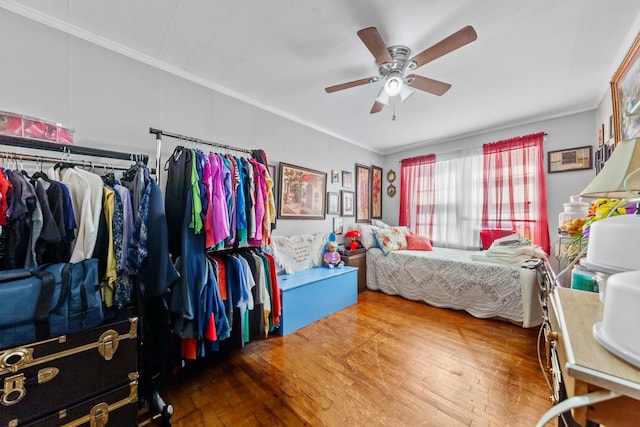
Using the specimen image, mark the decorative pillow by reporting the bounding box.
[406,234,433,251]
[397,225,412,235]
[373,227,408,255]
[355,224,381,249]
[269,232,329,274]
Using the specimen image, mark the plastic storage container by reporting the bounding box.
[0,110,74,145]
[558,195,589,236]
[571,264,596,292]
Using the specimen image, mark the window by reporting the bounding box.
[400,133,549,253]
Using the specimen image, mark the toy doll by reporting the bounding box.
[323,241,344,268]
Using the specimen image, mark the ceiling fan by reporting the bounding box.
[325,25,477,114]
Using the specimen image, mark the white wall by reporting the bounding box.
[0,9,382,239]
[382,110,597,237]
[2,8,636,245]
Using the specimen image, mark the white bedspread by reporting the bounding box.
[366,247,542,327]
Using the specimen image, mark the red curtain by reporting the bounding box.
[482,132,549,254]
[399,154,436,235]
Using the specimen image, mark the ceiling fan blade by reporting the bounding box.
[370,101,384,114]
[357,27,393,65]
[406,74,452,96]
[409,25,477,69]
[325,77,377,93]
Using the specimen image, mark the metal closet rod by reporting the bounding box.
[149,127,253,154]
[0,134,149,164]
[0,151,136,171]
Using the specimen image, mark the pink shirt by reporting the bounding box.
[209,153,230,246]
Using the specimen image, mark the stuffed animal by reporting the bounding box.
[323,241,344,268]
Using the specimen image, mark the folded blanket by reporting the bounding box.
[471,239,546,267]
[470,252,533,267]
[487,243,546,258]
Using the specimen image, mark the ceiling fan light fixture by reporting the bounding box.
[375,87,390,106]
[399,84,414,102]
[384,73,403,97]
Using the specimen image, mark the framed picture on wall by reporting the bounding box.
[341,190,355,217]
[342,170,352,188]
[331,170,340,184]
[355,163,371,223]
[326,191,340,215]
[371,165,383,219]
[547,146,592,173]
[611,31,640,143]
[277,162,327,219]
[333,217,343,235]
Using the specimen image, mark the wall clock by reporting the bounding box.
[386,169,396,183]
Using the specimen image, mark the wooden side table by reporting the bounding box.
[539,287,640,426]
[340,249,367,293]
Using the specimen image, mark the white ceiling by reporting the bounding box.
[3,0,640,154]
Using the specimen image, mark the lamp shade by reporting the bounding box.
[384,74,403,96]
[580,138,640,198]
[399,84,414,102]
[344,229,361,250]
[375,87,390,106]
[344,230,361,239]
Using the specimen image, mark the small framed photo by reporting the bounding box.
[342,170,352,188]
[326,191,340,215]
[547,146,592,173]
[331,170,340,184]
[333,217,343,235]
[341,190,355,217]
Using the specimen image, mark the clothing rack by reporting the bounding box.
[0,150,137,172]
[149,127,254,184]
[0,134,149,165]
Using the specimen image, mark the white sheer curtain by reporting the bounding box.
[430,147,483,249]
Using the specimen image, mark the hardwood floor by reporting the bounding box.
[162,291,557,426]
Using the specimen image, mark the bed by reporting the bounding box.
[366,246,544,327]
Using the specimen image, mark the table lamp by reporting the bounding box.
[344,230,361,251]
[580,137,640,198]
[578,137,640,281]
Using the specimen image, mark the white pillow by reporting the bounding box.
[269,232,328,274]
[372,219,391,228]
[356,224,380,250]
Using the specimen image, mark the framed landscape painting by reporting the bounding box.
[277,162,327,219]
[611,31,640,143]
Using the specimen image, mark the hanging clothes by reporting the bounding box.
[161,143,281,362]
[124,166,179,299]
[47,165,97,262]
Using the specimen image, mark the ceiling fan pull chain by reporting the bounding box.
[392,99,397,121]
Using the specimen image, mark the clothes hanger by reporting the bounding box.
[18,156,32,179]
[31,157,51,182]
[54,147,74,170]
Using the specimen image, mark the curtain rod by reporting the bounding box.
[149,127,253,154]
[398,132,549,162]
[0,134,149,164]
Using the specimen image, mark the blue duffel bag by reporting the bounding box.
[0,259,104,350]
